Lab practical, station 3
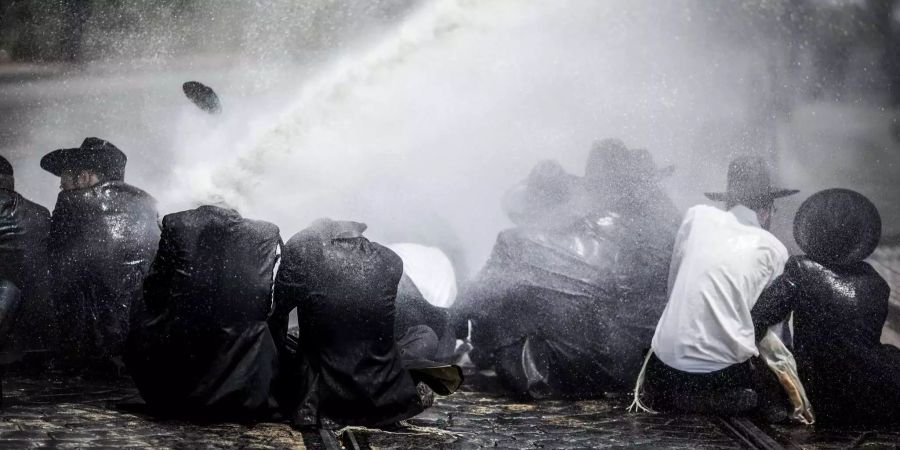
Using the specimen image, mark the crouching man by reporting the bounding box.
[41,138,159,375]
[270,219,462,429]
[633,156,797,414]
[0,156,51,367]
[126,205,281,420]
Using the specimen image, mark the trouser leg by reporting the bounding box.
[397,325,440,362]
[0,280,22,407]
[750,356,792,422]
[494,337,552,399]
[644,354,758,415]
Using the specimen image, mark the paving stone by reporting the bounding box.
[0,441,47,449]
[0,430,49,440]
[47,430,97,440]
[0,375,895,448]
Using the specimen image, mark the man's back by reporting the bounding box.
[273,228,424,427]
[144,206,280,325]
[0,190,51,353]
[287,235,404,359]
[49,180,160,373]
[651,204,788,373]
[50,181,158,261]
[127,206,280,418]
[0,190,50,289]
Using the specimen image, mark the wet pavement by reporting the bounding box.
[767,423,900,449]
[0,375,897,449]
[352,391,740,449]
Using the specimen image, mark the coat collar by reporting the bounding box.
[729,204,761,228]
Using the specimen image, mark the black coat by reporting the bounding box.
[127,206,281,419]
[271,232,425,428]
[0,190,51,353]
[753,256,900,425]
[49,181,159,371]
[459,208,676,398]
[395,274,456,363]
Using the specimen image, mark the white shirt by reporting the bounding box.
[388,243,458,308]
[651,205,789,373]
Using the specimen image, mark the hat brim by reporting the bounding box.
[704,188,799,202]
[39,148,78,177]
[40,147,127,178]
[502,176,586,227]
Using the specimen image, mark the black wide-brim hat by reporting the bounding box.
[40,137,127,180]
[794,188,881,265]
[704,155,798,203]
[502,160,585,228]
[585,138,674,184]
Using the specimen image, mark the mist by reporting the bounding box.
[3,0,898,277]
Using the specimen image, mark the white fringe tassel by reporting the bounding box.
[626,350,658,414]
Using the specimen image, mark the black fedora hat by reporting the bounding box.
[502,160,585,228]
[585,139,674,191]
[40,137,127,180]
[794,188,881,265]
[704,155,797,204]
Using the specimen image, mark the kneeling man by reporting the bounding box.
[42,138,159,374]
[638,156,797,414]
[126,205,282,419]
[270,219,461,429]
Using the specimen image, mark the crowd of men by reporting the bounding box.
[0,135,898,429]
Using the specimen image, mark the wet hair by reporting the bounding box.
[0,157,12,177]
[727,196,773,212]
[0,174,12,191]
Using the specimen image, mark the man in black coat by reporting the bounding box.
[41,138,159,375]
[0,156,52,364]
[271,219,461,429]
[126,205,281,419]
[752,189,900,425]
[460,145,679,399]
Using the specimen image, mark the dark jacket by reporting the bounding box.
[127,206,281,419]
[0,190,51,353]
[394,274,456,363]
[271,231,425,428]
[49,181,159,372]
[460,207,676,398]
[753,256,900,425]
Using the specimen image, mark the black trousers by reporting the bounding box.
[644,353,756,412]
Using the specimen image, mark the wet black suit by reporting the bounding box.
[50,181,159,373]
[127,206,281,419]
[460,206,676,398]
[753,256,900,425]
[271,230,427,428]
[0,189,51,356]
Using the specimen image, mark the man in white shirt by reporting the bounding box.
[639,156,797,414]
